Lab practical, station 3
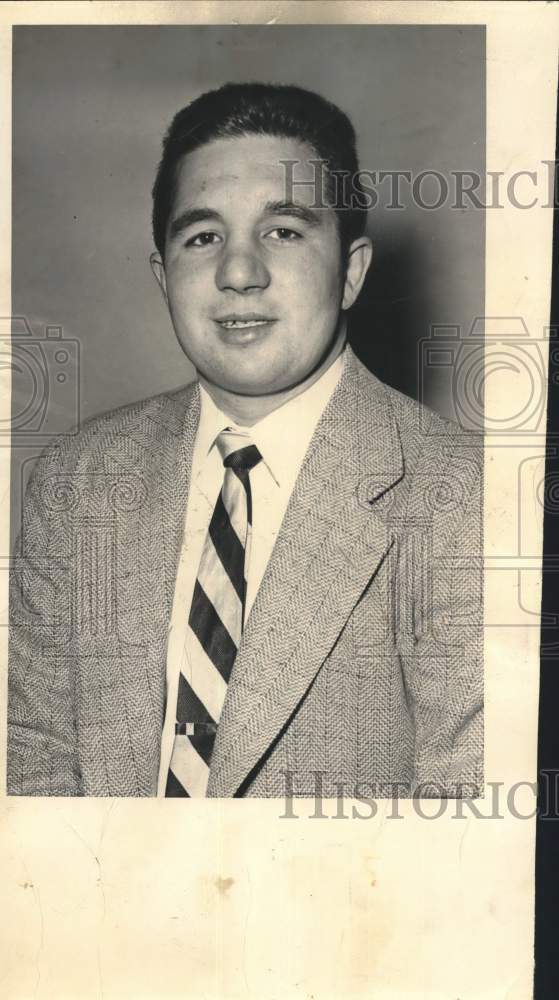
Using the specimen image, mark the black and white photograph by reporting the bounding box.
[8,23,484,800]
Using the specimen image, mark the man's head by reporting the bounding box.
[150,82,372,410]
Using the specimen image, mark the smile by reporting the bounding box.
[215,315,277,330]
[220,319,269,329]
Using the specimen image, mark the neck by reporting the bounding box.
[199,329,347,427]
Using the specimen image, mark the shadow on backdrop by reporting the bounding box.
[349,226,431,402]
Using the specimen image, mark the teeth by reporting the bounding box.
[221,319,269,329]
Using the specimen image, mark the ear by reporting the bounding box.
[150,251,168,304]
[341,237,373,311]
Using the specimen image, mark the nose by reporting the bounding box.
[215,239,271,294]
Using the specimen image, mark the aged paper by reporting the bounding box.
[0,2,557,997]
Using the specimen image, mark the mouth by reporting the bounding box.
[215,314,277,331]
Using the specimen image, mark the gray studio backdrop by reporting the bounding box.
[10,24,485,543]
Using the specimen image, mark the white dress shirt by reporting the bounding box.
[156,349,346,794]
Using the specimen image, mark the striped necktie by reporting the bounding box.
[165,429,262,797]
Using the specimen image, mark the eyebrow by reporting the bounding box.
[168,199,323,241]
[168,208,222,240]
[261,200,322,226]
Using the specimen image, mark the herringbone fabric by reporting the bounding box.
[7,346,484,798]
[166,431,261,797]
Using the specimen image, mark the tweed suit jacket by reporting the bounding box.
[8,346,483,798]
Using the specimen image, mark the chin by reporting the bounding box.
[217,367,287,395]
[224,380,278,397]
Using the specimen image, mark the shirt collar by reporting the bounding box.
[195,349,346,488]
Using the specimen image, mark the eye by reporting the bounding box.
[185,231,222,248]
[266,227,301,242]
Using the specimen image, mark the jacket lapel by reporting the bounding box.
[207,349,404,797]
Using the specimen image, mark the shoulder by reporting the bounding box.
[384,385,482,541]
[29,381,199,478]
[345,353,483,537]
[387,380,481,463]
[354,353,483,481]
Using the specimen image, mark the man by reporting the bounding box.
[8,83,483,798]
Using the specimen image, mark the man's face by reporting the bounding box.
[151,133,370,397]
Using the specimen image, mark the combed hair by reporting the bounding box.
[152,81,367,258]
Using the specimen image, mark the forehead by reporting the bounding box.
[172,133,325,207]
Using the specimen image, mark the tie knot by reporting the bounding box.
[216,429,263,472]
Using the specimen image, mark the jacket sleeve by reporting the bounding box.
[400,446,484,797]
[8,446,83,795]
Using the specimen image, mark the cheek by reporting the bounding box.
[166,260,208,304]
[297,249,344,298]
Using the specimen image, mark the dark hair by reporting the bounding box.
[151,81,367,259]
